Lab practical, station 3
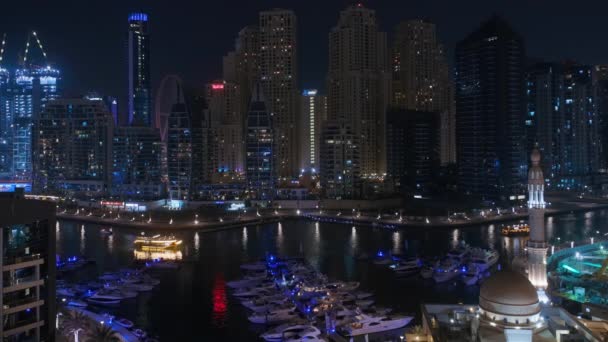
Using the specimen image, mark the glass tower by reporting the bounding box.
[128,12,152,127]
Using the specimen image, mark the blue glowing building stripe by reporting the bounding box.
[582,262,602,268]
[129,13,148,22]
[562,264,581,274]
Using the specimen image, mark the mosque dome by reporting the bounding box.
[479,270,541,324]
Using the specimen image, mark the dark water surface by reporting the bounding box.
[56,210,606,341]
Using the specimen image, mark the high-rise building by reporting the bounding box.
[386,109,440,194]
[299,89,326,173]
[0,67,11,177]
[455,16,526,199]
[127,12,152,126]
[203,81,243,181]
[327,4,390,178]
[527,147,548,290]
[526,62,602,190]
[112,126,163,199]
[245,85,274,201]
[525,62,562,178]
[557,63,601,187]
[594,64,608,170]
[320,122,360,199]
[167,100,194,200]
[33,98,113,195]
[11,66,61,180]
[0,190,56,340]
[392,20,455,165]
[259,9,298,178]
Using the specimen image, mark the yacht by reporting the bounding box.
[248,308,300,324]
[390,258,422,276]
[432,259,462,283]
[116,318,134,329]
[123,283,154,292]
[244,300,293,313]
[325,281,360,293]
[470,249,499,272]
[420,265,435,279]
[57,287,78,297]
[446,246,471,264]
[86,292,122,306]
[227,278,263,289]
[338,314,413,337]
[373,251,393,265]
[282,327,324,342]
[134,235,183,251]
[462,263,481,286]
[261,324,317,342]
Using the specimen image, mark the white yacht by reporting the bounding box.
[470,249,499,272]
[227,278,263,289]
[446,246,471,264]
[338,314,413,337]
[432,259,462,283]
[261,324,319,342]
[86,291,123,306]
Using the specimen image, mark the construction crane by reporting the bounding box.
[22,30,48,66]
[0,33,6,66]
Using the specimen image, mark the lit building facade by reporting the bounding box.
[0,191,56,341]
[245,86,274,201]
[320,122,360,199]
[0,67,11,177]
[392,20,455,165]
[11,66,60,180]
[128,12,152,126]
[203,81,244,181]
[455,16,526,199]
[167,102,195,200]
[112,126,163,199]
[259,9,299,178]
[33,98,113,195]
[327,4,390,178]
[386,109,440,195]
[299,89,326,173]
[526,62,602,190]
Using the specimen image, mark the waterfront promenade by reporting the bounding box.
[56,196,608,232]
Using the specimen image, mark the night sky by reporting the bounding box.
[2,0,606,110]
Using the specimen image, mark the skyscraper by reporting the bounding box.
[203,81,243,181]
[33,98,114,194]
[167,99,194,200]
[594,64,608,170]
[386,109,440,195]
[246,85,274,201]
[320,122,360,199]
[455,16,526,199]
[259,9,298,178]
[0,67,11,177]
[392,20,455,165]
[327,4,390,178]
[12,66,61,180]
[128,12,152,126]
[299,90,326,173]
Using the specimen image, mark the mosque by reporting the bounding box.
[420,148,608,341]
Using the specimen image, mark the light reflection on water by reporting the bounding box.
[55,209,608,341]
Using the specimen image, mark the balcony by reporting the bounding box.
[3,296,44,315]
[4,276,44,293]
[2,255,44,271]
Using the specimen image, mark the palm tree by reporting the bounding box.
[85,324,120,342]
[61,311,90,336]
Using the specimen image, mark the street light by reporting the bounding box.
[69,328,84,342]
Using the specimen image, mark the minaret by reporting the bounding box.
[527,146,548,289]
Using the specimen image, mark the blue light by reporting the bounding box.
[129,13,148,22]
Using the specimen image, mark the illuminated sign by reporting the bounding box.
[129,13,148,22]
[211,84,225,90]
[0,183,32,193]
[227,203,246,211]
[303,89,317,96]
[100,201,124,207]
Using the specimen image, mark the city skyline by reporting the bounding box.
[1,0,607,108]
